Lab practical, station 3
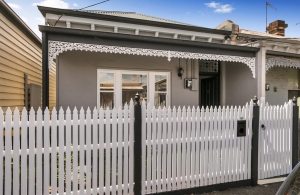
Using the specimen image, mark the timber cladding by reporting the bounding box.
[0,13,56,112]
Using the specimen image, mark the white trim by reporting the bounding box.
[46,13,225,40]
[97,69,170,109]
[266,57,300,71]
[48,40,256,78]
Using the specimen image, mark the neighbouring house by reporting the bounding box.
[0,0,56,111]
[38,6,267,110]
[217,19,300,106]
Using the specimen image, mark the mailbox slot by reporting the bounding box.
[237,120,246,137]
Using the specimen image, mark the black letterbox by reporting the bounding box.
[237,120,246,137]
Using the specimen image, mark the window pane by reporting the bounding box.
[154,92,166,108]
[122,73,147,106]
[99,72,114,109]
[100,92,114,109]
[155,75,167,92]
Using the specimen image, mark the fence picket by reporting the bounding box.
[36,108,43,195]
[43,108,50,195]
[141,101,146,195]
[129,100,134,195]
[146,103,151,194]
[166,107,172,191]
[203,107,209,186]
[28,108,35,195]
[162,106,167,191]
[73,108,79,195]
[65,108,72,195]
[51,108,57,195]
[92,108,98,195]
[58,108,65,195]
[190,107,196,187]
[79,108,85,195]
[176,107,182,189]
[216,107,221,184]
[99,107,104,195]
[172,107,177,190]
[195,107,201,187]
[20,108,27,195]
[186,107,191,188]
[111,108,117,195]
[199,107,205,186]
[117,107,123,195]
[157,107,162,192]
[105,108,111,195]
[181,107,187,188]
[13,108,20,195]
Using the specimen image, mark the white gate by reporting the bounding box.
[258,101,293,180]
[141,101,254,194]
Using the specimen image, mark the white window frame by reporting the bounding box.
[97,69,170,109]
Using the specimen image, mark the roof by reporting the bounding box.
[38,6,231,35]
[0,0,41,47]
[83,10,194,26]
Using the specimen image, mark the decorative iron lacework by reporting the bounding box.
[48,41,256,78]
[199,60,219,73]
[266,57,300,71]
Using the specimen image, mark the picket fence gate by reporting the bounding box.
[258,101,293,179]
[0,96,298,195]
[141,101,253,194]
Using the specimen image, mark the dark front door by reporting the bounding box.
[201,76,220,108]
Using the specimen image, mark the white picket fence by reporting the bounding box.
[141,101,254,194]
[0,99,295,195]
[0,101,134,195]
[258,101,293,180]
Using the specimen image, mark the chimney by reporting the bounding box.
[266,20,288,36]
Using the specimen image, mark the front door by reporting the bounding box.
[201,76,220,108]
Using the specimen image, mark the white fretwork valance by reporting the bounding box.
[48,40,256,78]
[266,57,300,71]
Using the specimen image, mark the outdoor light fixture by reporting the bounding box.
[178,68,184,78]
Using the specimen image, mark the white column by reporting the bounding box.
[256,41,267,101]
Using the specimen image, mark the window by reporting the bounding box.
[97,70,170,109]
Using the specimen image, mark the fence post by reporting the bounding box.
[251,96,259,186]
[134,93,142,195]
[292,96,299,168]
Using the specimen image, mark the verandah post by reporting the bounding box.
[251,96,259,186]
[292,96,299,168]
[134,93,142,195]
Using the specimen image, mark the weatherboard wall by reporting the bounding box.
[0,13,56,111]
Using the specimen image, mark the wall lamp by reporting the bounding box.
[178,68,184,78]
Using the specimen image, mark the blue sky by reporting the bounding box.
[6,0,300,38]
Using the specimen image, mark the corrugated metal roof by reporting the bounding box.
[81,10,195,26]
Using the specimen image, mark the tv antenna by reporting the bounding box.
[266,1,277,33]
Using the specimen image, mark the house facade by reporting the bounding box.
[38,6,265,110]
[217,20,300,106]
[0,0,56,111]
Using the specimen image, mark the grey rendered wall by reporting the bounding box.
[57,51,199,110]
[223,62,258,106]
[266,67,298,105]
